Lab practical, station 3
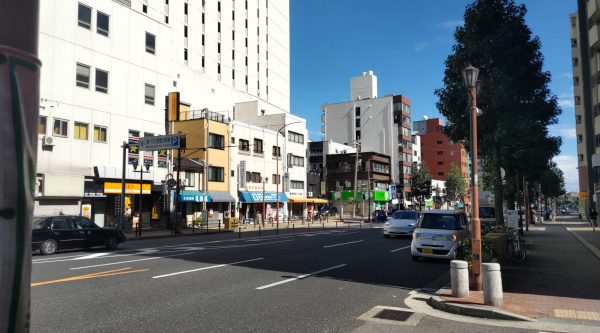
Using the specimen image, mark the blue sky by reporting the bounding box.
[289,0,579,192]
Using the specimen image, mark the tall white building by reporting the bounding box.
[321,71,412,205]
[35,0,293,225]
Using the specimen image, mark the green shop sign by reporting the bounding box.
[332,190,389,201]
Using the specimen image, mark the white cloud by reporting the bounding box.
[556,73,573,80]
[553,155,579,192]
[414,41,428,52]
[549,126,576,139]
[436,20,463,29]
[558,99,574,108]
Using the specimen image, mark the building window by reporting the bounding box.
[438,161,443,165]
[232,50,235,59]
[217,1,221,12]
[239,139,250,151]
[202,12,205,24]
[451,162,455,166]
[184,48,188,61]
[355,119,360,127]
[291,180,304,189]
[185,171,195,186]
[93,126,107,142]
[574,76,580,86]
[143,4,147,13]
[202,56,205,68]
[76,63,90,88]
[290,155,304,167]
[288,131,304,144]
[437,151,443,155]
[145,84,155,105]
[202,34,205,45]
[184,25,188,37]
[232,10,235,20]
[356,130,361,141]
[218,42,221,53]
[232,69,235,79]
[74,122,89,140]
[78,3,91,29]
[253,138,263,153]
[575,96,581,105]
[208,133,225,150]
[208,166,224,182]
[38,116,47,135]
[438,172,444,176]
[437,140,443,144]
[573,57,579,67]
[218,63,221,74]
[95,69,108,93]
[578,134,583,144]
[272,174,280,184]
[450,151,454,156]
[53,119,68,137]
[146,32,155,54]
[355,107,360,117]
[165,16,169,24]
[218,22,221,33]
[272,145,280,157]
[577,115,582,124]
[97,11,110,36]
[579,154,584,162]
[184,2,188,14]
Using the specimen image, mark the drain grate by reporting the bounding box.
[373,309,413,322]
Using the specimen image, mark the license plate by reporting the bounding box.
[422,248,433,254]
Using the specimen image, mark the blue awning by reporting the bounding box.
[180,190,211,202]
[238,192,288,203]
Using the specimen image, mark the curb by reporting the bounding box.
[430,296,535,322]
[125,229,233,241]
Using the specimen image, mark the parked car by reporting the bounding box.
[319,206,338,217]
[374,210,388,222]
[411,210,470,261]
[383,211,419,238]
[32,216,126,255]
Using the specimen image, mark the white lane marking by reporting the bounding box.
[152,258,264,279]
[70,252,193,270]
[332,231,361,236]
[390,246,411,253]
[256,264,347,290]
[72,253,111,260]
[323,240,363,248]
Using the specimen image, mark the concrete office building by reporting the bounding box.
[35,0,293,226]
[321,71,412,207]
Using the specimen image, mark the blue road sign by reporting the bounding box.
[139,134,181,151]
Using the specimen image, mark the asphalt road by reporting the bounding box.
[30,226,551,333]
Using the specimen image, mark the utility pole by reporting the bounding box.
[352,140,360,218]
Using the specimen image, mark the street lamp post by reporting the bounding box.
[262,177,268,226]
[276,121,302,229]
[132,159,150,237]
[462,64,483,291]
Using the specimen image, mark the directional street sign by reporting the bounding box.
[139,134,180,151]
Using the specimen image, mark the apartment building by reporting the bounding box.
[321,71,412,208]
[35,0,293,226]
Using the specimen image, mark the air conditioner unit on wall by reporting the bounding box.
[181,179,189,186]
[42,136,54,146]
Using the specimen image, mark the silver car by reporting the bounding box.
[411,210,470,261]
[383,211,419,238]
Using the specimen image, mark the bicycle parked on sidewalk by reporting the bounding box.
[507,228,526,262]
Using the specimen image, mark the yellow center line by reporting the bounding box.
[31,267,149,286]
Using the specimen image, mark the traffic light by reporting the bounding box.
[541,195,544,200]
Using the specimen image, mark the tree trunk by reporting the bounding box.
[506,191,516,210]
[493,145,505,225]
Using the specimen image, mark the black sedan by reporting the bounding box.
[32,216,126,255]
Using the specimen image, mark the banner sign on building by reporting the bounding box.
[157,149,168,168]
[240,161,246,188]
[128,136,139,165]
[389,184,396,200]
[168,92,180,122]
[284,173,290,192]
[321,181,326,195]
[104,182,151,194]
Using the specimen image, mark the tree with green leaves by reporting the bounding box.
[539,162,566,200]
[435,0,562,225]
[410,162,433,211]
[444,166,467,206]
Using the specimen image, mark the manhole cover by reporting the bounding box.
[373,309,413,322]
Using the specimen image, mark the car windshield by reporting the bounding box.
[392,211,418,220]
[419,214,457,230]
[479,207,495,219]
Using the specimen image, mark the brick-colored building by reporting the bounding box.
[414,117,470,205]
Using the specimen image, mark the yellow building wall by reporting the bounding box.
[173,119,229,192]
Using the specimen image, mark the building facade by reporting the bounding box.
[35,0,294,225]
[321,71,412,208]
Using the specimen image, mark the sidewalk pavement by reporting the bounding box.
[124,217,375,241]
[432,216,600,327]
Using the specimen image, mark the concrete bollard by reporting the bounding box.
[482,263,503,307]
[450,260,469,298]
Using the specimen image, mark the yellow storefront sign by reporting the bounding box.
[580,192,589,199]
[104,182,151,195]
